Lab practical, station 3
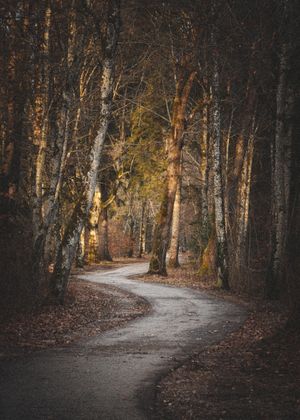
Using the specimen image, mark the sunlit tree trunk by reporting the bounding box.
[32,3,51,232]
[85,185,101,263]
[235,128,255,263]
[149,71,196,275]
[168,172,181,268]
[30,3,52,293]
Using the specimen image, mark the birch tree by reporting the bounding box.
[210,15,229,289]
[51,0,120,299]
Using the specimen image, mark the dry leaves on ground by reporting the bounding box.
[133,265,300,419]
[0,277,149,353]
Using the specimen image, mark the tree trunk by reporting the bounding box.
[145,214,153,254]
[31,2,84,295]
[32,4,51,233]
[235,127,255,266]
[211,49,229,290]
[168,175,181,268]
[267,42,292,298]
[76,229,85,268]
[286,102,299,327]
[138,202,146,258]
[30,3,52,294]
[85,185,101,263]
[198,99,210,262]
[51,1,120,300]
[99,206,112,261]
[127,214,135,258]
[149,70,196,275]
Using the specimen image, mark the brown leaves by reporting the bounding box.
[135,262,300,419]
[155,300,300,419]
[0,278,149,352]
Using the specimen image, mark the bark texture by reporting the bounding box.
[211,51,229,289]
[149,71,196,275]
[51,1,120,300]
[168,174,181,268]
[267,41,293,298]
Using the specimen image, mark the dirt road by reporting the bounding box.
[0,263,246,419]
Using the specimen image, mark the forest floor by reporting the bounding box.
[133,265,300,419]
[0,258,149,353]
[1,259,299,419]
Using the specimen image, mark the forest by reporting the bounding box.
[0,0,299,417]
[1,0,299,317]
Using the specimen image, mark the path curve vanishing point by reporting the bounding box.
[0,263,246,419]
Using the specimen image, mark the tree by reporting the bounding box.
[148,2,198,274]
[0,0,121,305]
[52,0,120,299]
[168,172,181,268]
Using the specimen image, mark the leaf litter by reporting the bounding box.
[0,276,149,354]
[133,265,300,419]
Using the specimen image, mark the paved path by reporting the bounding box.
[0,263,246,419]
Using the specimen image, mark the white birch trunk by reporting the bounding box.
[211,46,229,289]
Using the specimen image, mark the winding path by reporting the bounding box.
[0,263,246,419]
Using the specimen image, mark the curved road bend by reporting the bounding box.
[0,263,246,420]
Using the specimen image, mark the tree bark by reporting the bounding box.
[98,206,112,261]
[211,48,229,290]
[168,173,181,268]
[127,214,135,258]
[235,126,255,265]
[198,98,210,263]
[85,185,101,263]
[30,3,53,294]
[32,3,51,233]
[149,71,196,275]
[138,202,146,258]
[51,1,120,300]
[266,38,293,298]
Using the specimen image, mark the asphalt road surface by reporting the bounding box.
[0,263,246,419]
